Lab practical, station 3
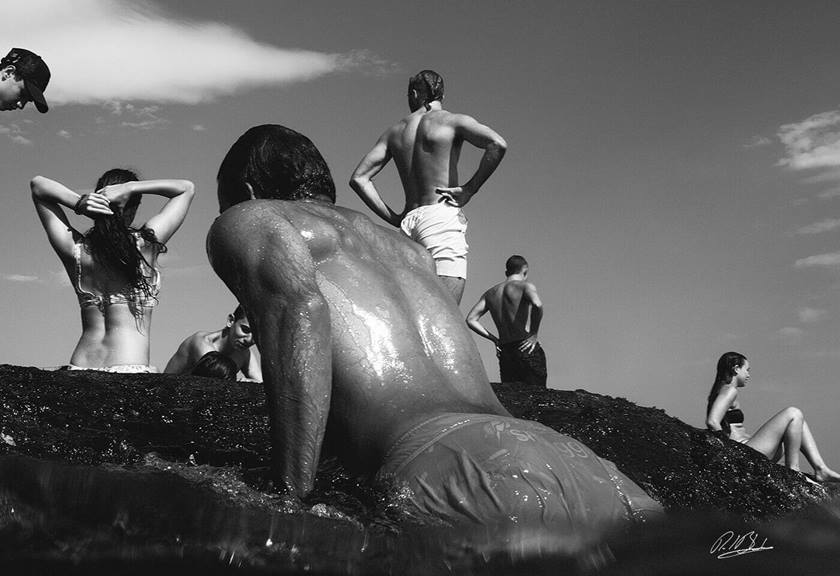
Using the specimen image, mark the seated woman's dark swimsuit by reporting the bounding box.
[726,407,744,425]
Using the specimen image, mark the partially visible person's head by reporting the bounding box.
[191,351,238,381]
[217,124,336,212]
[505,255,528,277]
[707,351,748,418]
[0,48,50,113]
[85,167,165,315]
[226,305,254,350]
[408,70,444,112]
[715,351,747,386]
[96,168,141,226]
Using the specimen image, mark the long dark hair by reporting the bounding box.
[83,168,166,312]
[706,351,747,434]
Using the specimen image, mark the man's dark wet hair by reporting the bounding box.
[232,304,246,321]
[191,351,238,381]
[505,255,528,276]
[409,70,444,106]
[217,124,336,206]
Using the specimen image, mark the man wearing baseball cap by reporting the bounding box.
[0,48,50,113]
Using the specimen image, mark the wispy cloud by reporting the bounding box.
[2,274,40,283]
[802,169,840,184]
[794,252,840,269]
[818,187,840,199]
[57,130,71,139]
[743,135,772,149]
[798,307,828,323]
[795,218,840,235]
[776,326,804,343]
[778,110,840,171]
[0,123,33,146]
[0,0,385,106]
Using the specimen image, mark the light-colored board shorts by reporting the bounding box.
[400,202,468,278]
[377,412,662,528]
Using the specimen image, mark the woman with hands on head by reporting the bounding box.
[31,169,194,372]
[706,351,840,482]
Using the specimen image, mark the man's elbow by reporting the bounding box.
[349,174,367,194]
[489,137,507,156]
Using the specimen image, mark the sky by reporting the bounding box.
[3,0,840,464]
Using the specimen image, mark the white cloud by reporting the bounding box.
[795,218,840,235]
[2,274,40,283]
[1,0,383,106]
[802,169,840,184]
[778,110,840,171]
[743,135,772,148]
[0,123,32,145]
[777,326,804,342]
[191,124,206,132]
[794,252,840,268]
[57,129,71,139]
[818,187,840,199]
[798,307,827,323]
[10,135,33,146]
[115,104,169,130]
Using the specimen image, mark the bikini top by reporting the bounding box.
[73,236,161,311]
[726,407,744,425]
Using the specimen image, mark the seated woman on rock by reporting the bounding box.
[706,351,840,482]
[32,169,194,373]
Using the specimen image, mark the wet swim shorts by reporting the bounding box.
[62,364,158,373]
[377,413,661,528]
[499,339,547,387]
[400,203,468,278]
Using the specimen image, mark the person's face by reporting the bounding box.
[228,315,255,349]
[0,68,29,111]
[733,360,750,387]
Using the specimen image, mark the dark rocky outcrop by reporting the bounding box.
[0,365,833,520]
[1,364,839,574]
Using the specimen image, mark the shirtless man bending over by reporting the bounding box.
[467,255,547,387]
[164,305,262,382]
[350,70,507,304]
[208,124,659,528]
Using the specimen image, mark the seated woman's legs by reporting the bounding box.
[748,406,840,480]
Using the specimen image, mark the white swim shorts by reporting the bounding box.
[400,202,468,278]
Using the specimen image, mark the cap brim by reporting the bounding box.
[24,81,48,113]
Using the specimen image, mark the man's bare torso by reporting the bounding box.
[212,200,507,472]
[388,109,463,210]
[485,281,534,344]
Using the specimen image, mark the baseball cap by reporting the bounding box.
[1,48,50,113]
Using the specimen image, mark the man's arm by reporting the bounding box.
[349,133,403,227]
[163,335,200,374]
[241,349,263,383]
[466,293,499,346]
[435,115,507,207]
[208,207,331,497]
[518,283,543,354]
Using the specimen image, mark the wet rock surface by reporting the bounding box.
[1,365,839,574]
[0,365,834,519]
